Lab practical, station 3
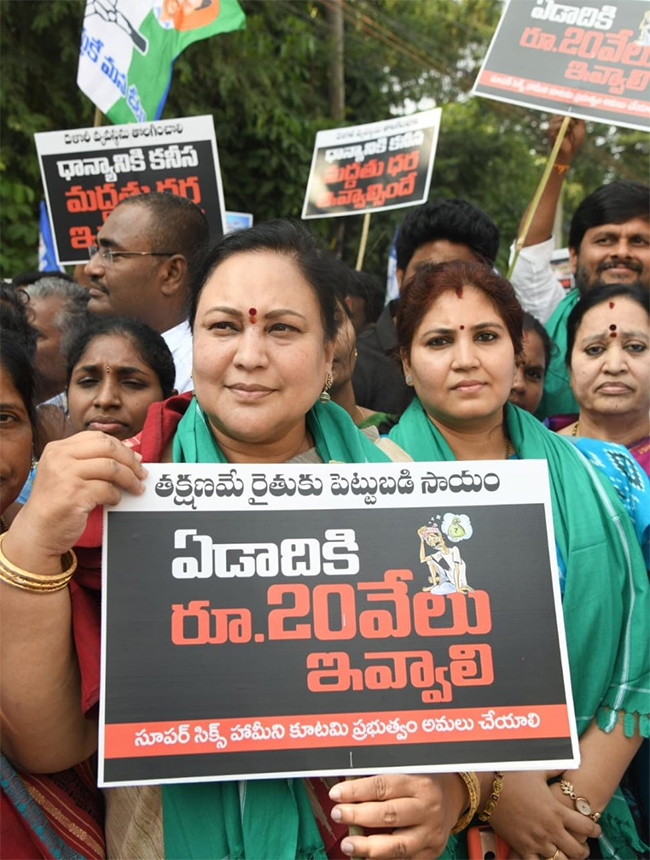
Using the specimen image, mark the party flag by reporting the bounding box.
[77,0,245,124]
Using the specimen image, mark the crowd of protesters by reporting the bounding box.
[0,115,648,860]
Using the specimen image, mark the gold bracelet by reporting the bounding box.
[553,161,570,174]
[0,565,74,592]
[450,771,481,834]
[478,771,504,822]
[559,779,601,822]
[0,556,77,585]
[0,532,77,592]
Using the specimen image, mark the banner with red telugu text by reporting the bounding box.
[34,115,225,266]
[99,460,578,787]
[301,110,441,220]
[472,0,650,131]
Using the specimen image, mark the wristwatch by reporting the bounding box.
[559,779,601,822]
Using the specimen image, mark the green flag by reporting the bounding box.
[77,0,245,124]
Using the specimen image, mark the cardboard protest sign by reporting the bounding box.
[99,461,578,787]
[472,0,650,131]
[34,115,225,266]
[301,110,441,219]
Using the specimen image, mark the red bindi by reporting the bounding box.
[460,325,465,330]
[609,324,616,331]
[610,332,617,338]
[248,307,257,323]
[456,286,464,298]
[609,302,615,308]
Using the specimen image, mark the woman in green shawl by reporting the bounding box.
[1,222,484,860]
[389,259,649,860]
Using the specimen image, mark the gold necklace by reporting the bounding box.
[571,421,579,437]
[505,438,514,459]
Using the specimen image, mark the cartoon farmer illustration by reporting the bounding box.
[418,517,474,595]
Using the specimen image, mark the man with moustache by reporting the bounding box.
[84,192,209,393]
[509,117,649,417]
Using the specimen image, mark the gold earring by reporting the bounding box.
[319,371,333,403]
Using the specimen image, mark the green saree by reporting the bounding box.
[390,399,650,859]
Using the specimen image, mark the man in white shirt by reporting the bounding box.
[84,192,210,393]
[509,117,649,417]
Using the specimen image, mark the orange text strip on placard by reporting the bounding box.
[478,71,650,118]
[105,704,571,758]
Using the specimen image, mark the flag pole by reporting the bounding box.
[508,114,571,280]
[93,106,104,127]
[355,212,371,271]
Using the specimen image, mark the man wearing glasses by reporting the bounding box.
[85,192,209,393]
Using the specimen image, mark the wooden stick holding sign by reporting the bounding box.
[346,776,363,859]
[507,114,571,280]
[355,212,371,271]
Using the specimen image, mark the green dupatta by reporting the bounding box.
[536,288,579,420]
[390,399,649,858]
[163,398,390,860]
[172,396,390,466]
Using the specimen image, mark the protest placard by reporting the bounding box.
[34,115,225,266]
[99,460,578,787]
[472,0,650,131]
[301,110,441,220]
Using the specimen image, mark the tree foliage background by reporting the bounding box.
[1,0,648,279]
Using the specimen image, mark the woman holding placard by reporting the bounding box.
[0,222,516,860]
[389,259,649,860]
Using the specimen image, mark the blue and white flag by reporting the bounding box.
[38,201,60,271]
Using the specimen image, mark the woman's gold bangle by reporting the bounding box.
[0,532,77,592]
[450,771,481,834]
[478,771,504,822]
